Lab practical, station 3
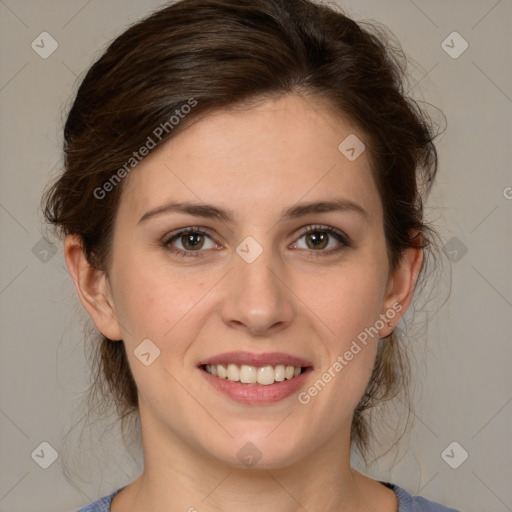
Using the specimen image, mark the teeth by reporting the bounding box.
[257,366,275,385]
[274,364,285,382]
[240,364,257,384]
[204,363,303,385]
[227,363,240,382]
[217,364,227,379]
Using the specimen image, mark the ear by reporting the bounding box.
[64,234,123,341]
[378,236,424,338]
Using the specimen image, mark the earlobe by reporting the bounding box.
[379,243,424,337]
[64,234,123,341]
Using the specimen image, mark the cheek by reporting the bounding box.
[109,252,208,347]
[109,262,205,399]
[300,254,388,401]
[306,262,388,341]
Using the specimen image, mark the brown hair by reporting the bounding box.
[43,0,442,462]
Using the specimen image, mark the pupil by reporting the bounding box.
[184,233,203,250]
[308,232,327,249]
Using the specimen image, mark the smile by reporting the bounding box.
[198,351,313,405]
[203,363,303,385]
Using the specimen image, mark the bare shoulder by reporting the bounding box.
[110,477,142,512]
[353,470,398,512]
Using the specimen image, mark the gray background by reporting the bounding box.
[1,1,511,511]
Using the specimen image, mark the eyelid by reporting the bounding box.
[162,226,214,244]
[297,224,350,246]
[162,224,351,257]
[162,226,219,256]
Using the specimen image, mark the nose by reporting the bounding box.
[220,243,295,337]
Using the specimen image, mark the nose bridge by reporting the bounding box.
[221,236,294,335]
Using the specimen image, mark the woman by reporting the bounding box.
[43,0,458,510]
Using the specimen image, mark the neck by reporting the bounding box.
[123,409,365,512]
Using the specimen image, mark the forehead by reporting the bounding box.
[117,94,381,224]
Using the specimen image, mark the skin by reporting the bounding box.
[65,94,423,511]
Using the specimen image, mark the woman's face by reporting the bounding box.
[99,94,405,469]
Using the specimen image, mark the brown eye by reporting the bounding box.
[164,227,219,256]
[292,225,350,254]
[305,230,329,250]
[180,232,205,250]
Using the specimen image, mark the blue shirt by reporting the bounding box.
[76,482,460,511]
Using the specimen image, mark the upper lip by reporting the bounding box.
[199,351,313,368]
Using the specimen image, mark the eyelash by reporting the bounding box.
[162,225,351,258]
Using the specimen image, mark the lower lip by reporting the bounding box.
[199,367,312,405]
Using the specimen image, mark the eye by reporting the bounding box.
[162,224,350,258]
[291,225,350,255]
[163,227,220,256]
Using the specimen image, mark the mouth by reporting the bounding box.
[198,352,313,405]
[202,363,307,385]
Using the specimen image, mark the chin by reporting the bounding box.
[203,433,310,471]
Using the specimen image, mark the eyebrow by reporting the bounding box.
[138,198,370,224]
